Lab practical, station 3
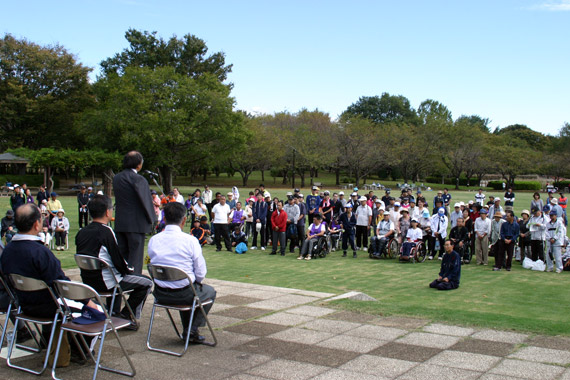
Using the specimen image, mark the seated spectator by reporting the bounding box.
[449,217,470,262]
[191,219,209,245]
[1,209,17,243]
[50,209,69,251]
[401,219,422,260]
[329,218,342,251]
[46,192,62,224]
[298,214,326,260]
[148,202,216,344]
[244,199,254,239]
[75,194,152,329]
[230,225,247,247]
[38,209,52,246]
[429,240,461,290]
[371,212,395,258]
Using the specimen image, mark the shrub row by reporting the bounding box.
[487,180,541,191]
[424,177,479,186]
[0,175,59,189]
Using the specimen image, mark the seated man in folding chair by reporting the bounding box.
[1,203,98,365]
[148,201,216,344]
[75,194,153,330]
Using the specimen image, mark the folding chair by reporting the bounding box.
[50,233,69,250]
[146,264,217,356]
[51,280,135,380]
[0,274,14,354]
[74,254,135,323]
[5,274,62,376]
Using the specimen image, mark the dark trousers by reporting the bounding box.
[429,279,458,290]
[371,236,388,255]
[300,237,319,257]
[531,240,544,261]
[115,274,153,319]
[154,283,216,330]
[252,224,266,247]
[496,240,515,269]
[206,203,213,221]
[213,223,231,250]
[297,224,306,247]
[287,225,298,252]
[355,225,369,248]
[78,209,89,228]
[272,230,286,254]
[429,234,445,257]
[54,230,67,246]
[342,230,356,252]
[116,232,146,275]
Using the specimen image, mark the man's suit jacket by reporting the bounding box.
[113,169,156,234]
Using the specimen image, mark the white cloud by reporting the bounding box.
[535,0,570,11]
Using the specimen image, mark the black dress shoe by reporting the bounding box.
[15,329,36,344]
[189,331,205,344]
[269,252,277,255]
[215,249,222,252]
[280,252,285,256]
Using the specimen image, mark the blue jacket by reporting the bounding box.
[339,212,357,235]
[306,195,321,214]
[500,220,520,241]
[252,200,268,223]
[439,250,461,285]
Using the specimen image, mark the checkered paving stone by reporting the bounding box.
[215,306,271,320]
[449,338,516,357]
[224,321,290,337]
[368,342,443,362]
[216,295,264,305]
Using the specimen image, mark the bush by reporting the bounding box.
[487,180,541,191]
[341,177,356,184]
[425,176,479,186]
[554,181,570,189]
[0,175,59,189]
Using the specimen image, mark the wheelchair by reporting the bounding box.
[398,239,427,263]
[369,235,399,259]
[311,233,331,259]
[454,240,472,264]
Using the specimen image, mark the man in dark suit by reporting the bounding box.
[113,151,156,274]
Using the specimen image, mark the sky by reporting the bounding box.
[1,0,568,135]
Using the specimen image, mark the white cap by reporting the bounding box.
[459,202,465,206]
[454,203,461,208]
[494,197,501,201]
[359,196,367,202]
[339,191,344,195]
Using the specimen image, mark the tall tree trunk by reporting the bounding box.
[299,170,305,188]
[202,168,207,181]
[335,168,340,186]
[103,168,113,196]
[159,165,173,194]
[261,169,265,182]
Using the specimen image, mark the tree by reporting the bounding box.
[455,115,491,133]
[0,34,94,150]
[342,93,417,125]
[495,124,549,147]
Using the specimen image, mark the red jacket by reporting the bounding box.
[271,209,288,232]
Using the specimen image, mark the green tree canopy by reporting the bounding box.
[342,93,417,125]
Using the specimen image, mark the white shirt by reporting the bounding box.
[148,225,207,288]
[203,190,213,204]
[212,203,231,224]
[474,216,492,236]
[475,193,485,205]
[406,227,423,242]
[175,194,184,204]
[355,204,372,226]
[51,216,70,232]
[430,214,448,238]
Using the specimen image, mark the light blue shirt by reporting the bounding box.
[148,224,207,289]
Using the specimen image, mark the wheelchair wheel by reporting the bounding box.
[463,244,472,264]
[316,237,329,258]
[387,239,399,259]
[416,241,427,263]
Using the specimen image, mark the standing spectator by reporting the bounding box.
[87,186,94,200]
[319,191,333,226]
[416,189,428,208]
[398,209,411,245]
[442,188,452,216]
[50,209,70,251]
[433,190,444,209]
[338,191,347,209]
[494,210,520,271]
[530,192,543,214]
[283,195,300,254]
[270,201,287,256]
[25,188,34,203]
[173,187,184,204]
[244,199,254,239]
[339,204,357,258]
[474,209,491,265]
[1,209,16,243]
[504,187,515,211]
[296,194,307,248]
[203,185,213,221]
[77,185,89,229]
[518,210,532,262]
[226,192,237,210]
[550,198,564,220]
[305,186,321,224]
[10,184,25,211]
[112,151,156,274]
[371,200,384,236]
[545,210,566,273]
[251,193,267,250]
[355,196,372,251]
[559,192,568,225]
[46,191,62,224]
[39,209,52,247]
[475,188,486,206]
[151,190,161,221]
[381,190,391,208]
[211,195,232,252]
[489,211,505,262]
[36,184,49,206]
[450,203,463,228]
[330,192,342,220]
[266,196,278,245]
[429,208,448,260]
[529,207,547,261]
[488,197,503,217]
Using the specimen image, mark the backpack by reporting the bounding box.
[235,242,248,254]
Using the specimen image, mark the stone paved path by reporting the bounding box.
[2,272,570,379]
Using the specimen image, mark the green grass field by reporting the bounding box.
[2,186,568,336]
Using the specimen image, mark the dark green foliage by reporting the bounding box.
[488,180,541,191]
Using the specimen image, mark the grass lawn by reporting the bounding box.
[2,187,568,336]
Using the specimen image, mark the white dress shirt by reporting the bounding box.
[148,225,207,288]
[212,203,231,224]
[474,217,492,236]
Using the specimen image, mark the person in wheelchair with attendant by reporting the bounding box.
[370,212,396,259]
[298,214,327,260]
[449,217,471,264]
[400,218,423,261]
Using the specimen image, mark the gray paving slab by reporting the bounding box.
[208,314,243,327]
[426,350,502,372]
[215,306,271,320]
[369,342,443,362]
[316,334,387,353]
[247,358,329,380]
[397,363,482,380]
[559,368,570,380]
[216,330,260,348]
[449,338,515,357]
[311,368,391,380]
[247,299,296,311]
[339,354,417,378]
[509,346,570,365]
[211,303,236,313]
[217,295,265,305]
[299,318,362,333]
[257,312,315,326]
[272,294,320,305]
[224,321,289,337]
[396,332,461,349]
[289,289,335,298]
[478,374,526,380]
[286,305,336,317]
[346,324,408,341]
[192,349,273,372]
[489,359,565,380]
[268,327,335,344]
[225,374,273,380]
[235,290,290,299]
[372,316,430,329]
[527,335,570,351]
[325,310,377,323]
[422,323,475,337]
[471,329,529,344]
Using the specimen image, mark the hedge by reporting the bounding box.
[425,176,479,186]
[0,175,59,189]
[487,180,541,191]
[554,181,570,189]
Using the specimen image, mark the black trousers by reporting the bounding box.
[272,230,286,254]
[213,223,231,250]
[429,279,458,290]
[154,283,216,330]
[252,223,266,247]
[531,240,544,261]
[496,240,515,270]
[355,225,369,248]
[78,209,89,228]
[116,232,146,275]
[429,234,445,257]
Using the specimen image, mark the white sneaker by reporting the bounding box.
[438,257,443,260]
[547,268,553,272]
[251,246,257,250]
[261,247,265,251]
[297,256,304,260]
[428,256,433,260]
[363,247,368,252]
[556,269,562,273]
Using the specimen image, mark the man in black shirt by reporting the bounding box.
[75,194,152,328]
[77,185,90,228]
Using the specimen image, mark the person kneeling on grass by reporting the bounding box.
[298,214,326,261]
[429,239,461,291]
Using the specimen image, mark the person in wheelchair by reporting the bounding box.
[400,219,422,261]
[298,214,327,260]
[449,217,470,263]
[329,218,342,251]
[371,212,395,258]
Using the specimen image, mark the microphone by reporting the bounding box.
[144,170,159,177]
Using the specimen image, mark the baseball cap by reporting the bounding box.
[345,203,353,209]
[438,207,445,215]
[394,202,400,207]
[359,196,367,202]
[339,191,344,195]
[72,305,106,325]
